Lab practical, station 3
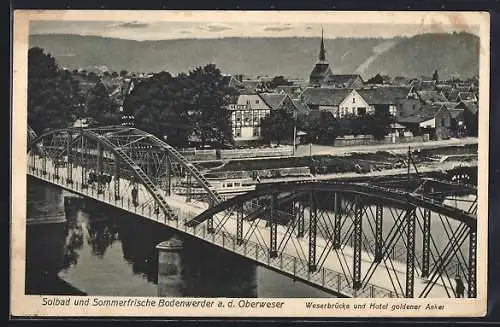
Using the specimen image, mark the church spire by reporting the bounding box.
[319,28,326,62]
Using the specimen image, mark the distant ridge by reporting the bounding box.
[29,32,479,80]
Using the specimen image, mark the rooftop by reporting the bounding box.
[357,86,411,104]
[300,87,351,106]
[259,93,288,110]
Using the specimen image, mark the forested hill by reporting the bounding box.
[29,32,479,80]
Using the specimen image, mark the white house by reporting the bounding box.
[338,89,374,117]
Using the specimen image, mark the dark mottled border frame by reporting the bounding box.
[8,0,500,324]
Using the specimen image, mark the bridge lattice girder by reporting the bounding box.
[27,126,224,215]
[184,182,477,298]
[186,182,476,229]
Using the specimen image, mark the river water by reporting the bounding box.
[25,182,332,297]
[25,168,476,298]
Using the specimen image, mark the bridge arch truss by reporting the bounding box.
[185,182,477,298]
[27,126,224,220]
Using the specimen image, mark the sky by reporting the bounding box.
[29,20,480,41]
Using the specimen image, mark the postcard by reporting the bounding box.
[11,10,489,318]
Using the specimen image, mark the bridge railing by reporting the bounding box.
[26,156,412,298]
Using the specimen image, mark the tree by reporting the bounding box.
[298,111,338,145]
[432,69,439,82]
[463,108,478,137]
[266,76,292,89]
[85,82,121,126]
[28,47,81,134]
[188,64,236,147]
[123,64,235,147]
[260,109,295,145]
[124,71,192,146]
[365,73,385,85]
[367,110,394,140]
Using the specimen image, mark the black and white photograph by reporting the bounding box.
[11,10,489,317]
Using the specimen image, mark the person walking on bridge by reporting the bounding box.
[131,185,139,207]
[455,275,465,298]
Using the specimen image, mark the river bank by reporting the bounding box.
[196,144,478,182]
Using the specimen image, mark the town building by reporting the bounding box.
[300,85,411,118]
[356,86,412,117]
[308,30,364,89]
[397,103,452,140]
[299,87,351,115]
[227,92,298,141]
[416,90,448,105]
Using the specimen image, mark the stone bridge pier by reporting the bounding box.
[26,178,66,225]
[156,235,258,298]
[25,178,69,294]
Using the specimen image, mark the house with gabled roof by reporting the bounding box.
[227,92,298,141]
[222,74,246,91]
[455,100,479,116]
[356,86,412,116]
[337,89,373,117]
[416,90,448,105]
[432,101,460,111]
[324,74,364,89]
[333,86,411,118]
[457,92,478,102]
[446,89,460,102]
[397,103,452,140]
[299,87,351,115]
[275,85,303,98]
[455,100,479,136]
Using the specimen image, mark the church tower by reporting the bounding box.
[308,29,333,87]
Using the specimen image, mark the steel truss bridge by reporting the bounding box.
[26,125,478,298]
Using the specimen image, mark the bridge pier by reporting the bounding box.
[156,236,185,297]
[26,178,66,225]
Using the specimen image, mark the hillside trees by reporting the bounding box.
[28,47,81,133]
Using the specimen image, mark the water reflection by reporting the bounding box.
[26,193,330,297]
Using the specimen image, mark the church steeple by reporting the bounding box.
[318,28,326,62]
[309,28,333,87]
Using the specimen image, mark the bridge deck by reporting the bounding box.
[27,156,461,298]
